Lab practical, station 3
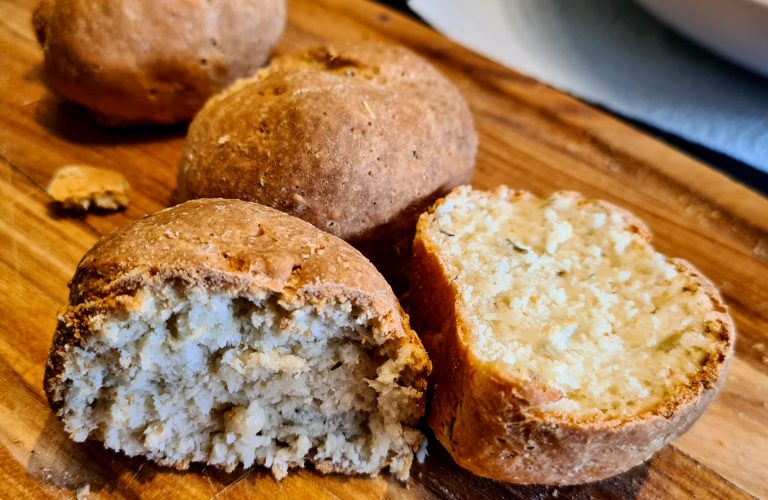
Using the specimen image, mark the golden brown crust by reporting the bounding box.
[44,199,431,422]
[177,42,477,277]
[410,187,735,485]
[33,0,286,125]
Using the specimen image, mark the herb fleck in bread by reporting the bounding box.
[45,199,430,480]
[410,186,734,484]
[177,42,477,278]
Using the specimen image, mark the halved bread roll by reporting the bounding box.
[45,199,430,480]
[410,186,734,484]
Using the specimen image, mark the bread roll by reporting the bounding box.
[44,199,430,480]
[33,0,286,125]
[410,186,734,484]
[177,42,477,278]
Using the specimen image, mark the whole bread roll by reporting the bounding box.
[33,0,286,125]
[410,186,734,484]
[44,199,431,480]
[177,42,478,278]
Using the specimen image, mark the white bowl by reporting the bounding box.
[635,0,768,78]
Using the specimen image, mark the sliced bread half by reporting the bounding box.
[410,186,734,484]
[45,199,431,480]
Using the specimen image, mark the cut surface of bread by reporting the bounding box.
[410,186,733,484]
[56,285,421,479]
[46,199,430,480]
[428,187,719,418]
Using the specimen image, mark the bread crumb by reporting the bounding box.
[752,241,768,259]
[361,99,376,119]
[605,158,621,173]
[76,484,90,500]
[47,165,129,212]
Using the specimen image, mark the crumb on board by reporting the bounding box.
[76,484,90,500]
[47,165,129,212]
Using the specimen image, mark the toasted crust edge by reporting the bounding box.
[410,186,735,484]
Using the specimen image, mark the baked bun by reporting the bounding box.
[410,186,734,484]
[177,42,477,277]
[33,0,286,125]
[44,199,430,480]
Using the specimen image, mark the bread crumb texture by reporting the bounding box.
[52,285,423,480]
[47,165,129,212]
[421,186,729,420]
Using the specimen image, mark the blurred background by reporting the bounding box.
[379,0,768,194]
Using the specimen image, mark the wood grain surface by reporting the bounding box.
[1,0,767,498]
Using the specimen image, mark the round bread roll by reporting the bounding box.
[44,199,431,480]
[33,0,286,125]
[410,186,734,484]
[177,42,478,277]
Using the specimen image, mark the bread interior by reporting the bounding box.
[54,283,423,479]
[423,188,722,419]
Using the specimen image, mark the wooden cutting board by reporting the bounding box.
[1,0,767,498]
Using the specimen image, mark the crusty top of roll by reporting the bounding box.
[177,42,477,248]
[68,199,401,314]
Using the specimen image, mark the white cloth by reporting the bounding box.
[409,0,768,172]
